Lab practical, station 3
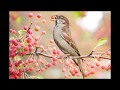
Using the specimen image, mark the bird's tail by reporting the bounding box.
[78,59,85,79]
[73,58,85,79]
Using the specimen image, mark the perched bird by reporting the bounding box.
[52,15,85,78]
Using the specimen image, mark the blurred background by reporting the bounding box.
[9,11,111,79]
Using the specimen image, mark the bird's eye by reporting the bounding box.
[63,22,65,24]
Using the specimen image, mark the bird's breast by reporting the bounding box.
[53,26,63,46]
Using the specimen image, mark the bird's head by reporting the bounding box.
[51,15,69,27]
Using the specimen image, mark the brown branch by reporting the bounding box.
[26,52,111,60]
[21,56,26,79]
[88,50,94,56]
[27,23,32,32]
[26,23,33,38]
[37,52,53,58]
[100,48,111,56]
[71,55,111,60]
[26,52,52,58]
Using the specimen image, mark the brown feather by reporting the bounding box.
[61,27,80,56]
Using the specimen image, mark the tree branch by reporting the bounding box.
[71,55,111,60]
[26,51,111,60]
[26,52,52,58]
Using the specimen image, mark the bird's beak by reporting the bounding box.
[51,15,57,21]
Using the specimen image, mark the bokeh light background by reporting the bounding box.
[9,11,111,79]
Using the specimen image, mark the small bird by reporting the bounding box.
[52,15,85,78]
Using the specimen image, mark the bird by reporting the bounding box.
[52,15,85,78]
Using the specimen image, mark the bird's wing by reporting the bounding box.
[61,27,80,56]
[61,28,85,77]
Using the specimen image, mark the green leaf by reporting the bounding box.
[72,11,86,18]
[18,30,26,36]
[24,41,28,45]
[17,64,22,69]
[16,17,21,24]
[96,38,107,47]
[31,76,43,79]
[13,55,21,61]
[36,76,43,79]
[19,47,24,52]
[9,35,14,40]
[16,55,21,60]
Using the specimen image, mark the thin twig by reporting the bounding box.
[26,23,33,38]
[100,48,111,56]
[88,50,94,56]
[71,55,111,60]
[21,56,26,79]
[26,51,111,60]
[26,52,52,58]
[27,23,32,32]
